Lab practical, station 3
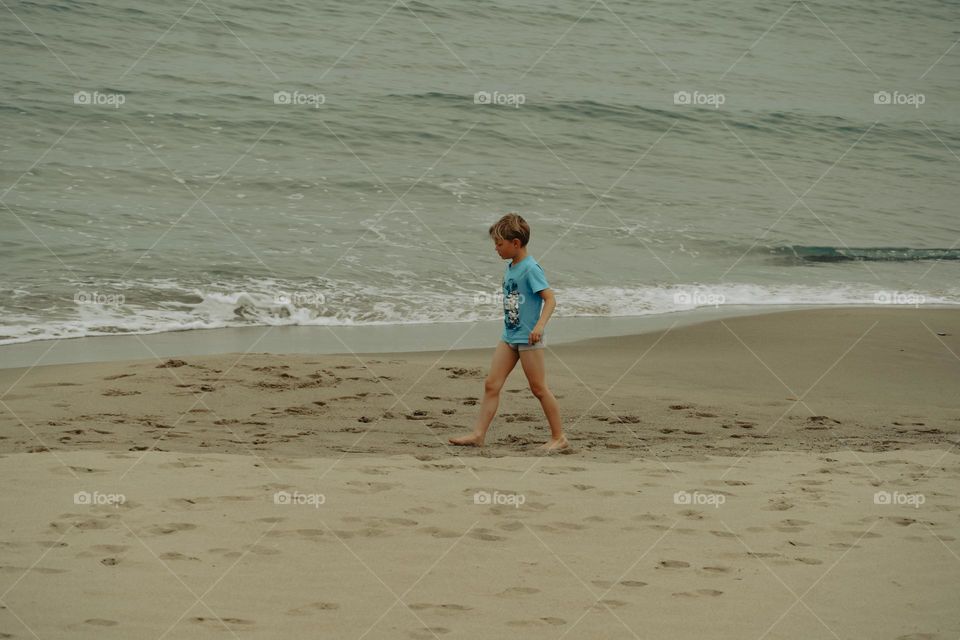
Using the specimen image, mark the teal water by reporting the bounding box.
[1,0,958,345]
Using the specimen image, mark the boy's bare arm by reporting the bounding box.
[535,288,556,329]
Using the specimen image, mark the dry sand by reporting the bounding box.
[0,307,958,638]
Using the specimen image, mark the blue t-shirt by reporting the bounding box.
[501,255,550,344]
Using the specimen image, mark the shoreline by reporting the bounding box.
[2,303,957,369]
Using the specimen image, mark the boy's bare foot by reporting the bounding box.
[536,434,569,452]
[449,433,485,447]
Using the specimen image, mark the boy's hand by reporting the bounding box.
[529,325,544,344]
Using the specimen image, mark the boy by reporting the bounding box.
[449,213,568,452]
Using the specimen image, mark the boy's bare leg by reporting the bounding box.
[449,341,519,447]
[519,348,568,451]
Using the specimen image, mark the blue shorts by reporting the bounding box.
[503,339,545,352]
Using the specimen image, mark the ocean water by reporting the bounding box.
[1,0,958,346]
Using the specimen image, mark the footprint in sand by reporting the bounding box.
[84,618,118,626]
[190,617,254,629]
[591,599,628,611]
[159,551,200,561]
[50,516,116,533]
[634,513,665,522]
[418,526,463,539]
[343,480,399,494]
[506,617,566,627]
[468,528,506,542]
[144,522,197,535]
[65,464,108,473]
[658,560,690,569]
[889,517,917,526]
[700,565,733,574]
[408,603,472,612]
[408,627,451,638]
[285,601,340,616]
[618,580,648,587]
[30,381,82,388]
[673,589,723,597]
[440,366,483,378]
[281,405,324,416]
[157,359,188,368]
[163,497,211,508]
[794,478,829,487]
[829,542,860,549]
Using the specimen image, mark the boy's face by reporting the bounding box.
[493,236,521,258]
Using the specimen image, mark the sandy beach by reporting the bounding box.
[5,0,959,636]
[1,307,958,638]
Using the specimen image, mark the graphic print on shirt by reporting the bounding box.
[503,279,520,330]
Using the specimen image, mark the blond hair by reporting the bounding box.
[488,213,530,246]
